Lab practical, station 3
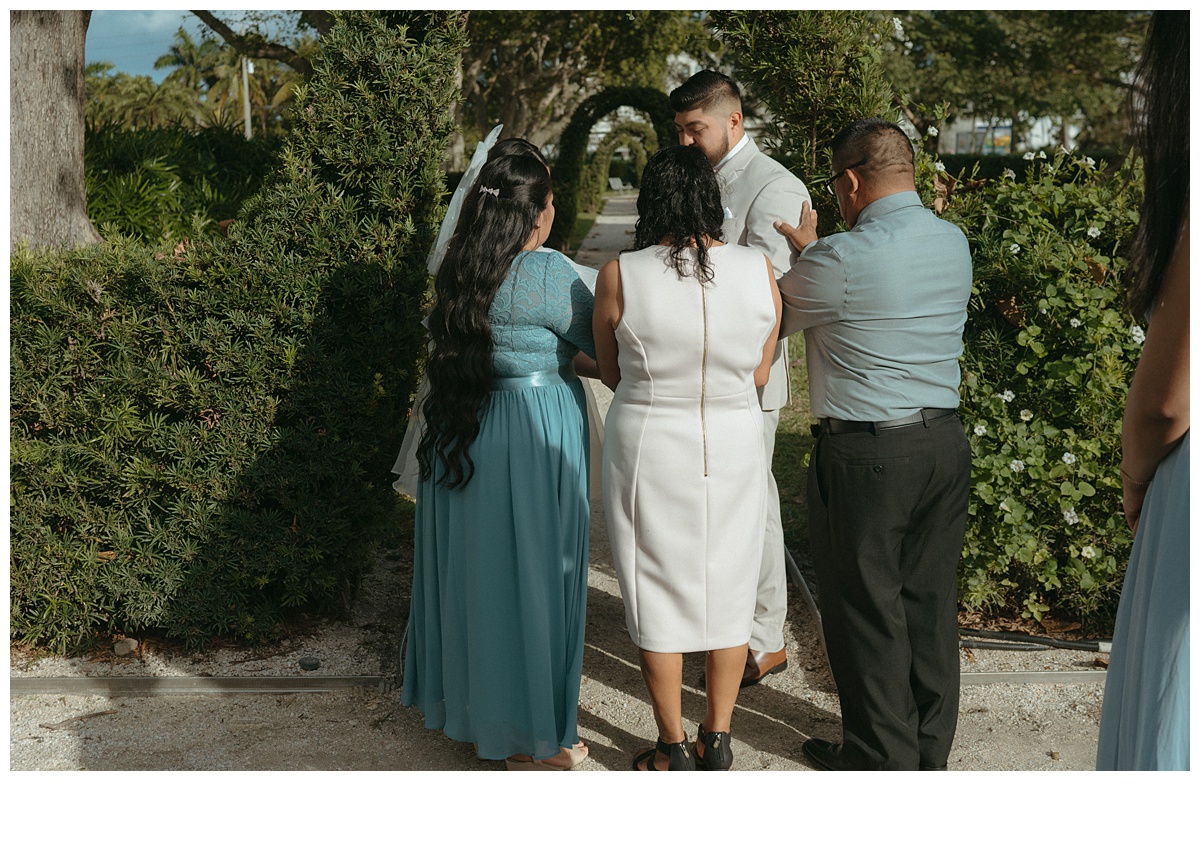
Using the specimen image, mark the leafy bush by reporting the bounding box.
[11,11,466,652]
[926,142,1143,627]
[85,122,280,243]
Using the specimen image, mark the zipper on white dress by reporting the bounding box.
[700,281,709,478]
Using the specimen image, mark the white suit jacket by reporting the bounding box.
[717,134,812,411]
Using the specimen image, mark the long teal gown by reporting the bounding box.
[1096,432,1190,770]
[401,250,595,762]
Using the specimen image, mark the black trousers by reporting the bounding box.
[807,413,970,770]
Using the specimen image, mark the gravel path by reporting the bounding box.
[8,513,1106,772]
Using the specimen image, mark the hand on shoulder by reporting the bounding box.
[774,200,818,253]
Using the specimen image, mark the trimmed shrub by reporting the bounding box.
[925,144,1143,627]
[85,122,280,243]
[937,152,1123,183]
[578,120,657,213]
[546,86,676,251]
[10,11,466,652]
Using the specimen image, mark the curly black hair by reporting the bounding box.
[418,152,552,489]
[632,145,725,282]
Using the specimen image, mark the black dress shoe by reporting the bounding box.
[802,738,860,771]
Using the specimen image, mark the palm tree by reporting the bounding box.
[154,27,224,94]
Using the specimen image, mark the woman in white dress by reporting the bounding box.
[593,145,781,771]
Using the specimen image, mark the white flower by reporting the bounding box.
[1063,507,1079,525]
[1003,168,1016,180]
[1009,243,1021,255]
[1037,150,1048,160]
[1085,156,1096,168]
[928,126,939,137]
[973,423,987,436]
[1070,318,1082,328]
[1081,545,1097,560]
[1009,459,1025,472]
[935,160,945,172]
[1062,452,1076,465]
[1087,226,1101,239]
[1131,325,1146,344]
[999,501,1012,512]
[1020,409,1033,421]
[892,17,905,38]
[997,389,1015,403]
[1023,151,1036,161]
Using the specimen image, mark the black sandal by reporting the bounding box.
[693,725,734,771]
[631,737,696,771]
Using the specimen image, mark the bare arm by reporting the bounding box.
[592,259,623,392]
[573,352,600,378]
[755,256,783,388]
[1121,211,1190,534]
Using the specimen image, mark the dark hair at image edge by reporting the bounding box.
[633,145,725,282]
[418,152,552,489]
[1127,10,1189,323]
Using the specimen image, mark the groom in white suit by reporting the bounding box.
[671,71,811,686]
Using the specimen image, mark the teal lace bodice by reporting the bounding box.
[490,250,596,376]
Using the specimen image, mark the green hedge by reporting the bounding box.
[546,86,676,251]
[85,123,281,243]
[938,151,1124,183]
[577,120,656,213]
[10,11,466,652]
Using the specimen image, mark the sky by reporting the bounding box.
[86,10,205,82]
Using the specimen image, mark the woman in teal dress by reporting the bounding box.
[1096,11,1190,771]
[401,151,597,770]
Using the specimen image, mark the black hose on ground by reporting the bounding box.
[959,628,1112,652]
[959,639,1049,651]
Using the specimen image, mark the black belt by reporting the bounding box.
[811,408,957,437]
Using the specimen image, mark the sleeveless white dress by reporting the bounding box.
[603,243,776,652]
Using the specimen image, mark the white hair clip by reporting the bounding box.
[480,185,500,198]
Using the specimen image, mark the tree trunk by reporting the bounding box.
[10,10,102,249]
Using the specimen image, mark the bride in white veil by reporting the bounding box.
[391,126,604,497]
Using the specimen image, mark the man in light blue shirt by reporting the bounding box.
[776,118,972,770]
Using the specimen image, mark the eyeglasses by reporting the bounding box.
[821,159,868,196]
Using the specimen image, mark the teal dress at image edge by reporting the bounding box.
[401,251,595,761]
[1096,431,1190,770]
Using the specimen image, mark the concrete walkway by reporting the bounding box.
[572,193,637,270]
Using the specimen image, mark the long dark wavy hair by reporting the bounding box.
[418,151,552,488]
[1127,10,1189,322]
[633,145,725,282]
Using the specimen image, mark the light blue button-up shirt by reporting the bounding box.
[778,190,972,422]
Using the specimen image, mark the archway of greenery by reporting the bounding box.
[578,120,657,214]
[546,85,675,251]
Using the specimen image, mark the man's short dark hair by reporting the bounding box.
[669,70,741,115]
[831,118,915,179]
